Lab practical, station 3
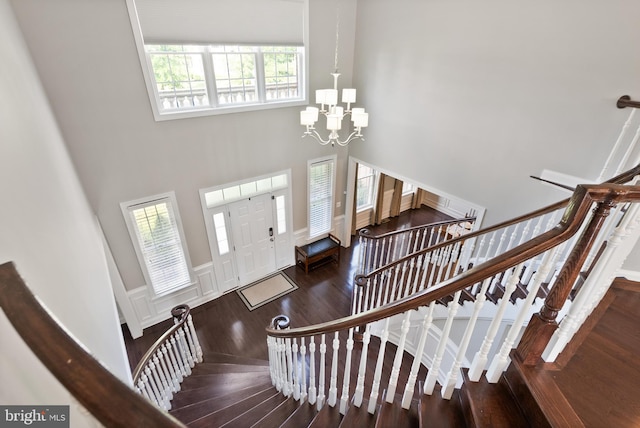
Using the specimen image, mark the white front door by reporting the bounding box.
[229,193,277,285]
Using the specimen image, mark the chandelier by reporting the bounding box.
[300,5,368,147]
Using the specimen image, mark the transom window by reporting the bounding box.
[127,0,309,120]
[146,44,303,114]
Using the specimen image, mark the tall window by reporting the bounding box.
[356,164,376,210]
[122,193,192,296]
[308,157,336,238]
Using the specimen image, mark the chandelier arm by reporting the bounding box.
[335,131,364,147]
[303,131,332,146]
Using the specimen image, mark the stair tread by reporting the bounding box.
[339,398,376,428]
[170,381,273,423]
[309,403,342,427]
[219,390,288,427]
[460,368,529,428]
[280,401,318,428]
[179,371,271,391]
[375,395,419,428]
[417,383,466,428]
[204,352,269,366]
[187,388,278,428]
[172,375,273,408]
[193,362,271,375]
[251,396,300,428]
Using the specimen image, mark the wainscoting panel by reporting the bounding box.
[125,216,346,333]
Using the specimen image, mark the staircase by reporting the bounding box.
[147,175,640,428]
[157,277,640,427]
[167,353,525,427]
[4,167,640,427]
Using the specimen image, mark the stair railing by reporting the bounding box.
[132,304,203,411]
[266,178,640,416]
[351,167,639,317]
[357,217,477,276]
[0,262,186,427]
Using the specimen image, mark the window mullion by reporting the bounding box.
[255,49,266,103]
[202,49,218,107]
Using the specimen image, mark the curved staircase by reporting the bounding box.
[167,351,536,427]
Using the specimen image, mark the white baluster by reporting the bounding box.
[161,344,179,392]
[372,240,380,271]
[146,366,165,410]
[167,338,184,382]
[614,119,640,175]
[410,254,424,295]
[183,324,197,366]
[353,325,371,407]
[267,336,276,385]
[177,329,192,376]
[154,353,172,404]
[426,247,441,288]
[441,278,492,399]
[468,264,524,381]
[424,290,462,394]
[154,356,172,409]
[278,337,287,392]
[187,314,203,363]
[300,337,308,403]
[309,336,317,405]
[285,338,293,397]
[386,311,412,402]
[544,201,640,361]
[140,374,158,407]
[402,303,435,408]
[317,334,327,410]
[339,328,355,414]
[368,318,390,414]
[598,108,636,181]
[292,339,301,401]
[487,249,559,382]
[327,332,340,407]
[158,348,177,394]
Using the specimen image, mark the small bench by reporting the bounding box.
[295,234,341,274]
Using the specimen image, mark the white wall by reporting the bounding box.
[349,0,640,226]
[0,0,130,411]
[9,0,358,292]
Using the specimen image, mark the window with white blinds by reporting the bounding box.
[122,193,192,296]
[308,156,336,238]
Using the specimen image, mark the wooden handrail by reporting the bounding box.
[358,216,476,240]
[0,262,186,428]
[132,304,190,383]
[617,95,640,109]
[354,162,640,284]
[266,182,640,338]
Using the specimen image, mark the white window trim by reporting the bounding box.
[308,155,337,239]
[355,165,378,213]
[121,191,194,298]
[125,0,310,121]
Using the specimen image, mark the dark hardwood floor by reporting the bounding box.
[122,206,452,370]
[551,278,640,428]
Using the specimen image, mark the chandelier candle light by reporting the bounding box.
[300,5,368,147]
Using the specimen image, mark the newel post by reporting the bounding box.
[515,198,615,366]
